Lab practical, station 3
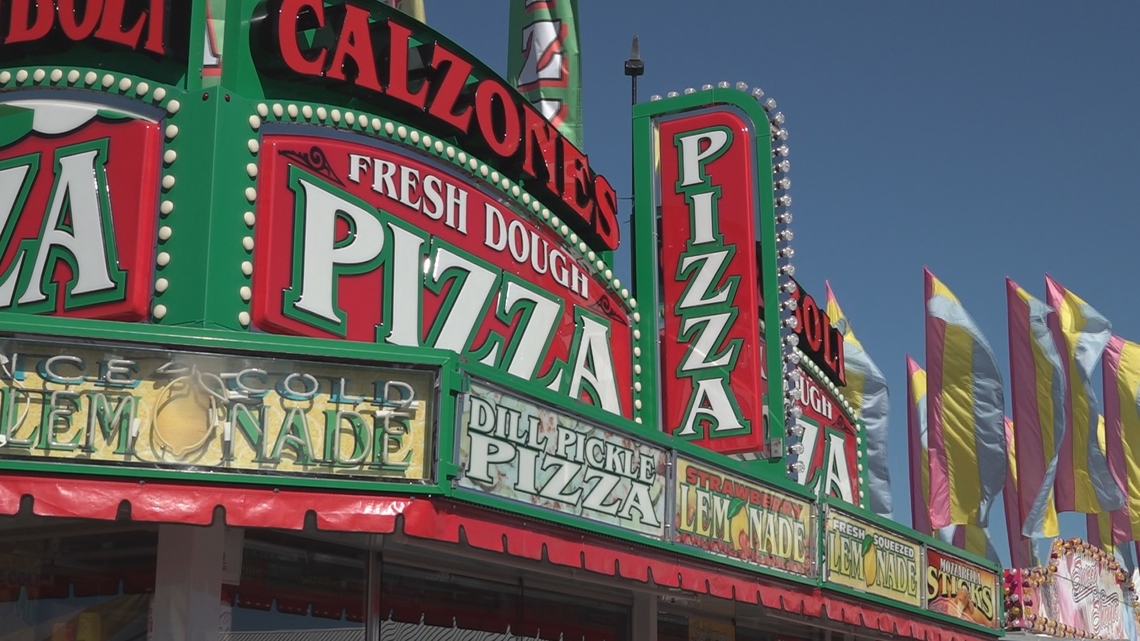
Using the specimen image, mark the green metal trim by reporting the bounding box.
[0,458,445,495]
[0,312,454,367]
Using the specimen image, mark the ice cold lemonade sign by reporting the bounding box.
[457,381,666,538]
[253,133,634,418]
[0,337,434,481]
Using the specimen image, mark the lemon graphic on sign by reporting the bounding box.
[862,534,877,586]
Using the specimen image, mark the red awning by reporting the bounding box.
[0,474,994,641]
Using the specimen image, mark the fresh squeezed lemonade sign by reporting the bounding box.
[674,458,814,576]
[458,381,667,537]
[825,509,921,606]
[0,337,433,479]
[253,134,633,418]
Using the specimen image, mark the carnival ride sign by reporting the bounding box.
[674,457,815,577]
[0,99,161,322]
[824,507,921,607]
[252,133,634,418]
[457,381,667,538]
[927,548,1000,629]
[1010,540,1131,640]
[655,108,767,454]
[0,337,434,480]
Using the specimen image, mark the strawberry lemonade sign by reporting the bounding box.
[824,508,921,607]
[674,457,814,576]
[253,132,633,418]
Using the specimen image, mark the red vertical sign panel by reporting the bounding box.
[657,108,766,454]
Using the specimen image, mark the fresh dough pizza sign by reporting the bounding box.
[252,132,634,418]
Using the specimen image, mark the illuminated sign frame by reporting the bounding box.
[632,91,786,457]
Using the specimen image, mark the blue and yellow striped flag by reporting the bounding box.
[1045,276,1124,515]
[826,283,891,518]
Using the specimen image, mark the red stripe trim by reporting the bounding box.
[0,473,996,641]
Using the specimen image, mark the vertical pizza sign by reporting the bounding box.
[0,101,160,321]
[656,108,767,453]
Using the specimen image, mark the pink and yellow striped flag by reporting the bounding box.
[907,356,932,535]
[948,524,1000,563]
[1006,278,1063,539]
[1045,276,1124,514]
[1094,336,1140,544]
[909,353,1000,560]
[925,269,1006,529]
[1002,417,1035,567]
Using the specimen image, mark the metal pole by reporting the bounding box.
[624,36,644,218]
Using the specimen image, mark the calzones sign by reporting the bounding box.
[656,108,766,453]
[252,132,633,418]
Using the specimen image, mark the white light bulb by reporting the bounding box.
[764,98,778,110]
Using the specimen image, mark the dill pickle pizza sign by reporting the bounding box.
[457,381,667,538]
[674,458,815,576]
[0,336,434,481]
[824,509,921,607]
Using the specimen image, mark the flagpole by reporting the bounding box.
[624,36,644,221]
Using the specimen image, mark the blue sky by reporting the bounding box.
[429,2,1140,565]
